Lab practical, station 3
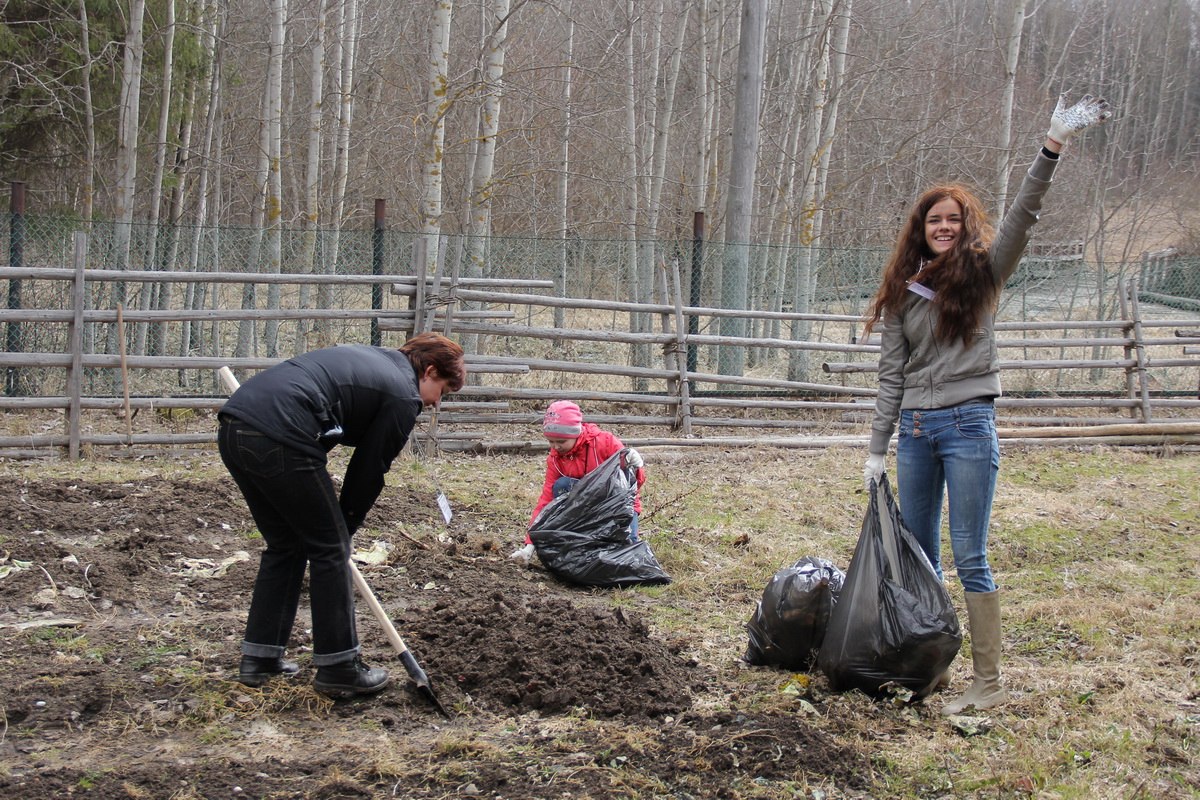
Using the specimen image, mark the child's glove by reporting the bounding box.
[509,543,535,564]
[626,448,644,469]
[1046,93,1111,147]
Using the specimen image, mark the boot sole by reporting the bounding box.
[237,670,300,688]
[313,677,391,699]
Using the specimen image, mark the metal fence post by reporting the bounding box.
[68,232,88,459]
[688,211,704,373]
[7,181,26,396]
[372,199,385,346]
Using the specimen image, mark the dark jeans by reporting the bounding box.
[218,416,359,666]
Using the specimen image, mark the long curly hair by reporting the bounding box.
[864,184,997,346]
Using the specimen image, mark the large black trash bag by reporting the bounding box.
[744,556,845,670]
[817,476,961,698]
[529,449,671,588]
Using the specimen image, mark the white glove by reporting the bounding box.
[625,448,643,469]
[509,543,535,564]
[863,454,885,491]
[1047,93,1111,146]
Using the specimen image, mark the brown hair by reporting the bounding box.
[400,333,466,391]
[864,184,997,346]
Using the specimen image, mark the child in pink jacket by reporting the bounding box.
[510,400,644,563]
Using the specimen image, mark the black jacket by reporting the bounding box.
[220,344,423,532]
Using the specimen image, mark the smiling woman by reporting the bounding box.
[859,92,1112,718]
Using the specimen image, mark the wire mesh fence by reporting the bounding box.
[2,214,1198,404]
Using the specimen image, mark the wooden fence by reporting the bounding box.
[1,233,1200,458]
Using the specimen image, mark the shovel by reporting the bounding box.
[217,366,450,716]
[348,560,450,716]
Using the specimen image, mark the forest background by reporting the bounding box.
[1,0,1198,324]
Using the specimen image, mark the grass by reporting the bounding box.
[3,443,1198,798]
[636,445,1200,798]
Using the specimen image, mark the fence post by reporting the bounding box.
[372,199,385,346]
[7,181,26,396]
[1121,278,1153,423]
[68,232,88,459]
[669,255,694,435]
[688,211,704,373]
[411,236,428,334]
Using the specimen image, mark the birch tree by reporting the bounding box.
[463,0,512,277]
[235,6,281,361]
[620,0,640,381]
[182,0,223,366]
[138,0,175,356]
[317,0,360,341]
[296,0,327,355]
[635,1,689,373]
[994,0,1027,219]
[263,0,286,358]
[419,0,455,279]
[108,0,146,360]
[554,5,574,331]
[78,0,97,224]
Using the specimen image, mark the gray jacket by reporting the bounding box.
[869,150,1060,456]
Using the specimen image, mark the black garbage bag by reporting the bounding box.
[529,449,671,588]
[744,556,845,670]
[817,476,961,698]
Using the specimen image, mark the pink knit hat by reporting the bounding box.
[542,400,583,438]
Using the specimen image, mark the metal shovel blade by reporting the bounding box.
[399,649,451,717]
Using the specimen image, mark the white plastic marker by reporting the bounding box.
[427,407,453,525]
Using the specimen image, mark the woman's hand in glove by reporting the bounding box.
[863,454,886,492]
[1046,92,1112,150]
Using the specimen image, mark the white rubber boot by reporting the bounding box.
[942,589,1008,715]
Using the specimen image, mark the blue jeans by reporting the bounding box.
[552,475,639,541]
[218,416,360,666]
[896,400,999,594]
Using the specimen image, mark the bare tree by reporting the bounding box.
[994,0,1028,218]
[717,0,767,376]
[419,0,455,278]
[108,0,147,360]
[554,4,575,331]
[296,0,327,355]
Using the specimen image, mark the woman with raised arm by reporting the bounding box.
[862,93,1111,715]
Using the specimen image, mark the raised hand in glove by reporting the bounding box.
[862,453,886,492]
[625,448,644,469]
[1046,93,1112,149]
[509,542,535,564]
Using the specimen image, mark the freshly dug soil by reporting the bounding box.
[0,472,872,799]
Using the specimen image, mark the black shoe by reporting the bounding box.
[313,657,391,698]
[237,655,300,687]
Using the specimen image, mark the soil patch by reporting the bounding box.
[0,473,872,798]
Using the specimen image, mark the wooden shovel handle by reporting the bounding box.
[348,560,411,658]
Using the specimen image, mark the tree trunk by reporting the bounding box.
[420,0,455,281]
[718,0,767,376]
[297,0,327,356]
[555,7,574,333]
[994,0,1027,219]
[263,0,286,358]
[109,0,147,372]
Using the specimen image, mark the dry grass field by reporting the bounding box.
[0,439,1197,799]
